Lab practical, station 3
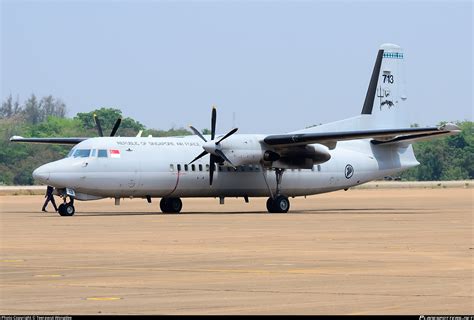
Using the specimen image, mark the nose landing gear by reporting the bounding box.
[58,197,75,216]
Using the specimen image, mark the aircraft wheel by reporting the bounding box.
[58,203,75,216]
[160,197,182,213]
[58,203,65,215]
[266,197,276,213]
[159,198,167,212]
[266,195,290,213]
[274,195,290,213]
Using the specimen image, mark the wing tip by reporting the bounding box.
[10,135,23,142]
[439,122,461,132]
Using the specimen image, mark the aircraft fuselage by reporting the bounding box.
[33,134,418,200]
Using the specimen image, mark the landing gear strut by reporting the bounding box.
[160,197,182,213]
[266,168,290,213]
[58,197,75,216]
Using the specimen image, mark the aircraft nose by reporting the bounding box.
[33,165,50,184]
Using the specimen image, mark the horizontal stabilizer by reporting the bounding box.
[263,124,460,147]
[371,123,461,145]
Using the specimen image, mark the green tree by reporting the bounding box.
[0,94,13,118]
[75,107,145,136]
[2,94,472,185]
[40,95,67,118]
[23,94,42,124]
[143,127,192,137]
[401,121,473,181]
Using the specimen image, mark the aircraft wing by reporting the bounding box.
[263,124,460,147]
[10,136,87,145]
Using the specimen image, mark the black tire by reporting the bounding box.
[267,195,290,213]
[58,203,66,215]
[160,197,182,213]
[58,203,75,216]
[266,197,275,213]
[159,198,169,213]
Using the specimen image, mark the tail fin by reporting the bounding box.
[361,43,408,127]
[293,44,413,134]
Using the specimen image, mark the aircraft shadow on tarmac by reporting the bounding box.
[34,208,433,217]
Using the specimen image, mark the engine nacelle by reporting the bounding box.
[218,135,331,169]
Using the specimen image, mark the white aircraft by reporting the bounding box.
[10,44,460,216]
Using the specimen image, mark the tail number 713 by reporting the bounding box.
[383,74,394,84]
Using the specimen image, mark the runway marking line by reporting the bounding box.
[1,259,24,263]
[34,274,63,278]
[86,297,122,301]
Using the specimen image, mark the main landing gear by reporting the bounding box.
[160,197,182,213]
[58,197,75,216]
[266,168,290,213]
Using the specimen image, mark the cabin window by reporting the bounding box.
[98,149,108,158]
[184,164,189,171]
[199,164,203,171]
[205,164,210,171]
[73,149,91,158]
[191,164,196,171]
[170,164,174,172]
[177,164,182,171]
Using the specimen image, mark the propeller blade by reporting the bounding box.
[189,150,208,164]
[110,118,122,137]
[214,149,235,168]
[209,154,216,186]
[94,114,104,137]
[189,125,207,142]
[215,128,238,145]
[211,107,216,140]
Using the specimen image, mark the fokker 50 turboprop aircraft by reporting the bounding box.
[10,44,460,216]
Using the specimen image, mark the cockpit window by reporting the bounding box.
[73,149,91,158]
[67,148,76,157]
[90,149,97,157]
[98,149,108,158]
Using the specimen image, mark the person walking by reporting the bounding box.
[42,185,58,212]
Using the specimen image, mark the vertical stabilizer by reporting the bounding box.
[293,43,411,134]
[361,43,408,127]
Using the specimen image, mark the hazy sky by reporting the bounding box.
[1,0,472,134]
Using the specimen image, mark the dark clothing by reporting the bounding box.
[42,186,57,211]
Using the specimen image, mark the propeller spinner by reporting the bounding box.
[189,107,238,185]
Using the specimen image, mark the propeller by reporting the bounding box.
[94,114,122,137]
[189,107,238,185]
